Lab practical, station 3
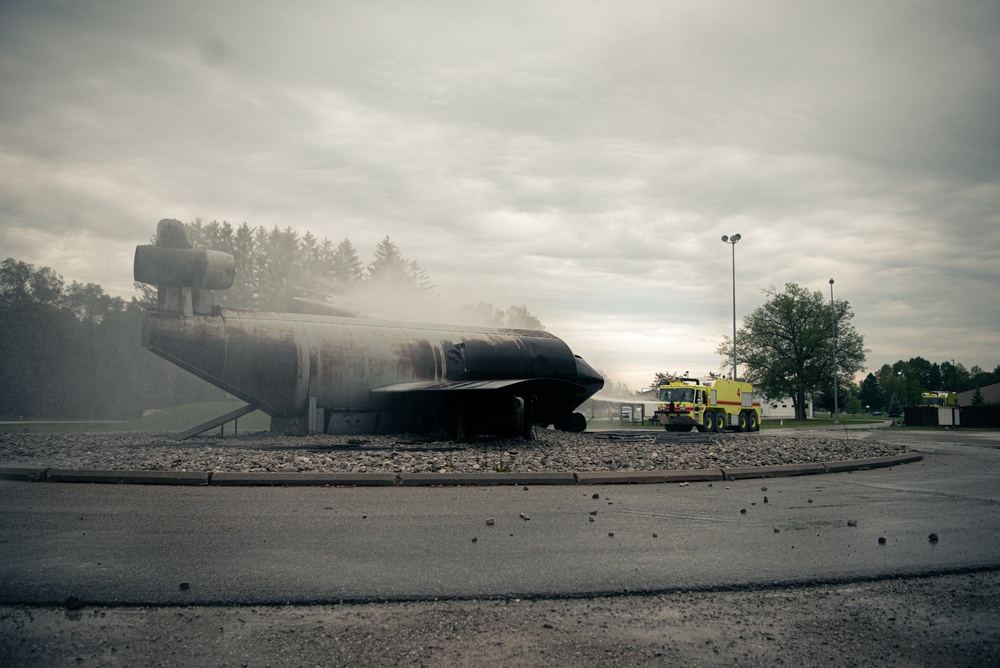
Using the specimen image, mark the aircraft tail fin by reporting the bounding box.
[133,219,235,315]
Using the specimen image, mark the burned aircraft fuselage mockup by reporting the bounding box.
[134,219,603,438]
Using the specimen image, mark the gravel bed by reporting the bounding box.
[0,429,908,473]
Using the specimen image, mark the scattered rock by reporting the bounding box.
[486,518,495,526]
[178,583,190,591]
[929,533,939,543]
[878,537,886,545]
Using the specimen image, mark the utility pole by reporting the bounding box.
[721,234,741,380]
[830,278,838,424]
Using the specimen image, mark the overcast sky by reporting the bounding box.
[2,0,998,392]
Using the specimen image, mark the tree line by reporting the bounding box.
[138,219,435,312]
[0,258,223,419]
[858,359,1000,412]
[1,220,543,420]
[642,282,996,419]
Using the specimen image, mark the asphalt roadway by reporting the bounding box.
[1,428,999,666]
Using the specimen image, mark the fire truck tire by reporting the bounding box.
[737,411,749,432]
[710,412,723,433]
[749,412,760,431]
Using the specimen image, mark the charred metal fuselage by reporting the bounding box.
[135,219,603,438]
[143,308,603,436]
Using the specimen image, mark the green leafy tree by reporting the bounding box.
[717,283,867,420]
[0,258,64,308]
[651,371,677,388]
[501,305,543,330]
[906,356,942,391]
[467,303,545,330]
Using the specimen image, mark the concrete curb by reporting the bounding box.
[211,472,397,486]
[45,469,211,485]
[0,466,49,482]
[721,463,828,480]
[399,472,577,486]
[822,452,924,473]
[0,454,923,487]
[575,470,724,485]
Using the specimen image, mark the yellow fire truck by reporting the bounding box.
[920,391,958,407]
[653,377,761,432]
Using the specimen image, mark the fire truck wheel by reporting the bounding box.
[710,412,723,433]
[738,411,749,432]
[748,412,760,431]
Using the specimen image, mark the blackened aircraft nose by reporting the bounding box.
[574,356,604,393]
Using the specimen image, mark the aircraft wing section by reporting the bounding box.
[371,378,585,396]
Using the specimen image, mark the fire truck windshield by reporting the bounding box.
[659,387,695,403]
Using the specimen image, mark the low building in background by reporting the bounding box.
[958,382,1000,406]
[760,398,814,419]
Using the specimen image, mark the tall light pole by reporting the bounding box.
[829,278,838,424]
[721,234,741,380]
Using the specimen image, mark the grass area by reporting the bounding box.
[761,416,884,429]
[0,402,271,434]
[586,415,885,431]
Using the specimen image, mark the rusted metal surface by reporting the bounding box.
[143,310,602,425]
[133,245,235,290]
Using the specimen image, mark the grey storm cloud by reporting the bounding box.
[1,0,998,389]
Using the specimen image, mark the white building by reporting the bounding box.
[760,398,813,419]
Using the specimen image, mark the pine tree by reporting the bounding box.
[971,387,986,406]
[367,236,409,287]
[330,238,364,291]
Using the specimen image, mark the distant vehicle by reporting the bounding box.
[921,391,958,407]
[652,377,761,432]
